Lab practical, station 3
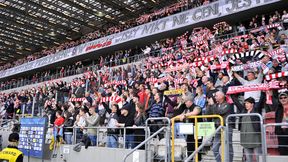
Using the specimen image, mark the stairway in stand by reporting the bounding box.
[201,129,243,162]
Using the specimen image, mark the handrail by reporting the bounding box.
[226,113,266,162]
[171,114,224,162]
[70,126,146,145]
[0,119,19,125]
[264,122,288,160]
[122,126,166,162]
[144,117,171,162]
[184,126,225,162]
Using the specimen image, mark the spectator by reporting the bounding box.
[174,95,202,159]
[85,106,100,146]
[275,91,288,155]
[63,111,74,144]
[206,91,234,162]
[133,103,146,149]
[193,86,206,112]
[234,71,263,113]
[117,105,135,149]
[235,97,262,162]
[106,104,120,148]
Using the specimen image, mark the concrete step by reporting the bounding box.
[201,159,243,162]
[204,150,243,159]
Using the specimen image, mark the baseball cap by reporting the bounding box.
[278,90,288,98]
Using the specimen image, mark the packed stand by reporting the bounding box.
[0,10,288,160]
[0,0,214,72]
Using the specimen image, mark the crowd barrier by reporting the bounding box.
[171,115,224,162]
[145,117,171,162]
[2,114,288,161]
[226,113,266,162]
[264,123,288,157]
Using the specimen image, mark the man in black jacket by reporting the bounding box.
[117,105,135,149]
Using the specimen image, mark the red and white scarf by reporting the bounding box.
[146,78,158,83]
[67,81,85,87]
[231,61,262,72]
[265,71,288,80]
[221,49,238,55]
[209,62,230,70]
[226,81,280,95]
[69,98,86,102]
[152,62,172,69]
[100,96,121,103]
[105,80,127,87]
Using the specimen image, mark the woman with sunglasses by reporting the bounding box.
[275,90,288,155]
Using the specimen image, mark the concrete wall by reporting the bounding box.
[23,145,148,162]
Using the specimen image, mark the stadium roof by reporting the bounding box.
[0,0,178,65]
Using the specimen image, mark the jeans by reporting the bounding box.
[64,133,72,144]
[243,147,262,162]
[107,135,118,148]
[213,127,233,162]
[125,134,134,149]
[88,135,97,146]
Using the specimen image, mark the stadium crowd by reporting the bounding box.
[2,9,288,91]
[1,8,288,161]
[0,0,215,72]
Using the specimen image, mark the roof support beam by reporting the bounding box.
[0,26,45,45]
[61,0,117,25]
[0,15,60,42]
[1,5,72,35]
[25,0,99,30]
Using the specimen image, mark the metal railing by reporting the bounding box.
[145,117,171,162]
[123,126,167,162]
[69,126,146,148]
[226,113,266,162]
[171,115,224,162]
[264,122,288,157]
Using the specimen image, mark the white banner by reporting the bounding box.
[0,0,280,78]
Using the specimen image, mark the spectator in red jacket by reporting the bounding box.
[137,84,148,105]
[54,110,65,140]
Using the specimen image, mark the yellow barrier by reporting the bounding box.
[171,115,224,162]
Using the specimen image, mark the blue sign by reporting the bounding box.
[19,118,47,158]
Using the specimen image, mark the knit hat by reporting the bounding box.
[8,133,19,142]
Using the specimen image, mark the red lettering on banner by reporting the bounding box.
[85,40,112,52]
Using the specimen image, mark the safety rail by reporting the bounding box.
[145,117,171,162]
[0,119,19,130]
[67,126,147,147]
[226,113,266,162]
[264,122,288,158]
[171,114,224,162]
[122,126,167,162]
[185,126,225,162]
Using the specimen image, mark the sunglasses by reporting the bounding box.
[279,96,288,100]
